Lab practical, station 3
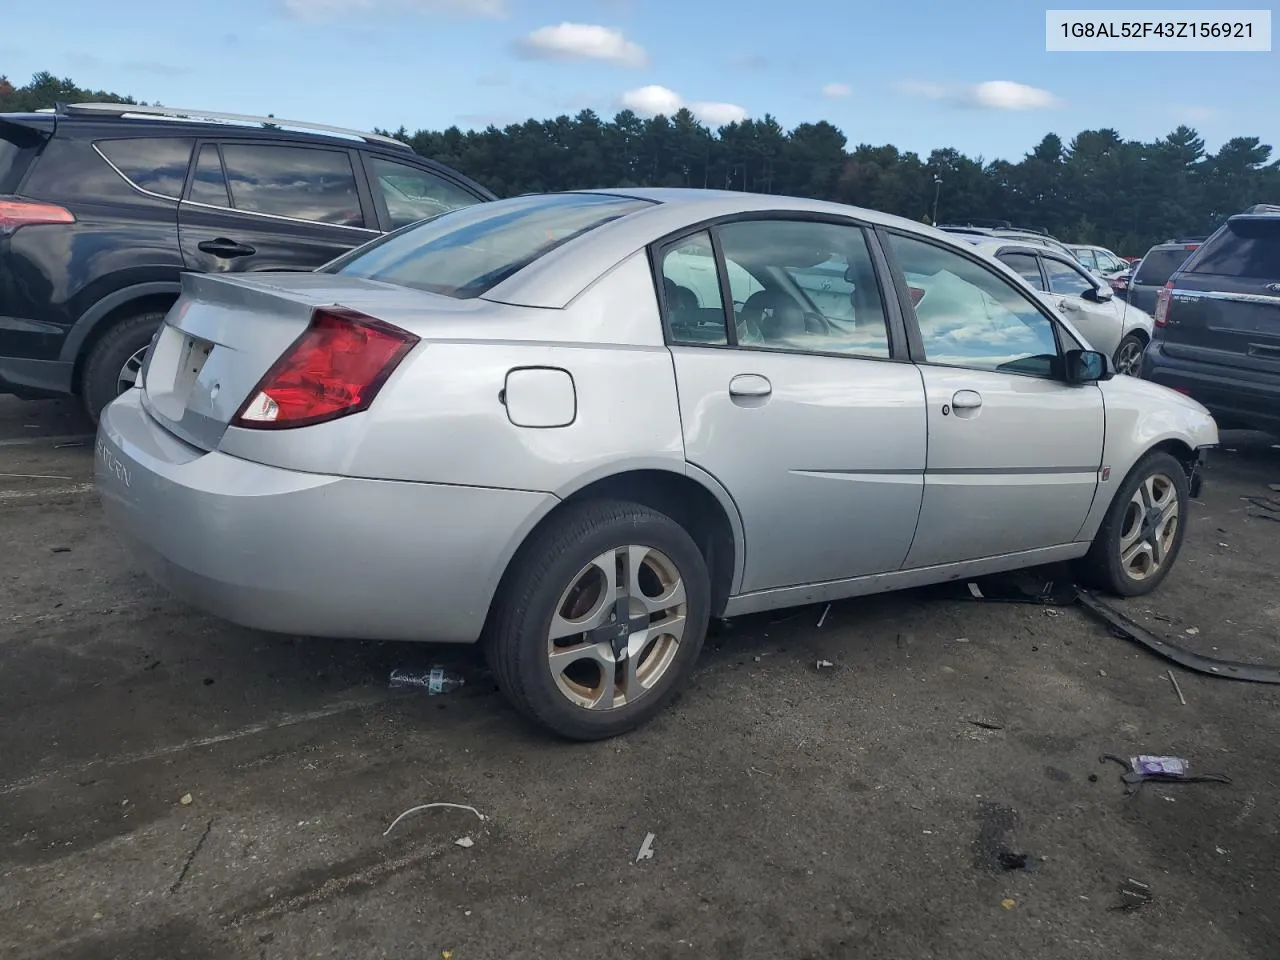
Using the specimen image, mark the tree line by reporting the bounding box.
[4,70,1276,256]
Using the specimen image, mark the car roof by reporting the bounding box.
[482,188,966,309]
[964,236,1077,263]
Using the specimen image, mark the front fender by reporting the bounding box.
[1074,376,1219,541]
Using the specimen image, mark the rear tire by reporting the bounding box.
[486,499,710,741]
[1112,333,1146,377]
[1076,450,1188,597]
[80,311,165,423]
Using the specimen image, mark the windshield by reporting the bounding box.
[325,192,654,298]
[1188,219,1280,279]
[1133,247,1195,284]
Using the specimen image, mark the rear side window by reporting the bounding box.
[1133,247,1195,284]
[328,192,653,299]
[997,252,1044,290]
[0,122,44,193]
[220,143,364,227]
[96,138,194,199]
[1188,220,1280,279]
[368,156,482,229]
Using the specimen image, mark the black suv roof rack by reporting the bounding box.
[54,102,411,151]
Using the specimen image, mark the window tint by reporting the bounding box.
[1132,247,1194,284]
[188,144,230,207]
[368,156,481,229]
[1043,256,1096,297]
[96,138,193,198]
[1073,248,1098,269]
[220,144,364,227]
[662,232,728,345]
[715,219,890,358]
[1189,220,1280,278]
[0,124,43,193]
[1097,251,1124,272]
[328,192,652,298]
[889,232,1059,377]
[998,252,1045,290]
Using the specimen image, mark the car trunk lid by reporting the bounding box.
[140,271,489,451]
[1161,216,1280,373]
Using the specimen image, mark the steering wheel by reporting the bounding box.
[802,311,832,335]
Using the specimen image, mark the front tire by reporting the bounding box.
[80,311,165,423]
[1076,451,1189,597]
[486,499,710,741]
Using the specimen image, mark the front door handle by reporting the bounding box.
[198,238,257,258]
[951,389,982,410]
[729,374,772,398]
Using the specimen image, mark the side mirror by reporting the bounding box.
[1082,284,1113,302]
[1063,348,1111,383]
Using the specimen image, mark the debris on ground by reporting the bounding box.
[815,659,834,670]
[1099,754,1232,794]
[967,582,984,598]
[382,802,487,838]
[997,852,1029,871]
[454,836,474,848]
[389,667,465,695]
[1168,670,1187,705]
[1185,627,1200,636]
[816,603,831,628]
[967,718,1004,730]
[179,793,193,806]
[1112,878,1153,912]
[1000,898,1016,910]
[636,832,656,863]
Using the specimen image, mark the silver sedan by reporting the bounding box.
[95,188,1219,740]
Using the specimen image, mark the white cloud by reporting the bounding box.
[620,85,747,125]
[516,23,647,67]
[822,82,852,98]
[897,78,1060,110]
[283,0,505,19]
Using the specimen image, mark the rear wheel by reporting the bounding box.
[486,499,710,741]
[80,311,165,423]
[1076,451,1188,597]
[1112,333,1146,377]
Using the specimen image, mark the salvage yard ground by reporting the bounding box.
[1,395,1278,960]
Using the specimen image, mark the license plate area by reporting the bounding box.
[145,325,215,421]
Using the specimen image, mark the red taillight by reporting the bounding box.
[0,199,75,231]
[908,286,926,306]
[232,306,419,430]
[1153,281,1173,327]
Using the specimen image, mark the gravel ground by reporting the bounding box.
[1,395,1278,960]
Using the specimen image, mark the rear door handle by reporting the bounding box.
[951,389,982,409]
[729,374,772,398]
[197,238,257,258]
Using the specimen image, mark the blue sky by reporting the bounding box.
[3,0,1276,161]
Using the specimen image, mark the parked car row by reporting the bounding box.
[0,102,495,421]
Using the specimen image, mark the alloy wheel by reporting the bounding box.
[1118,472,1179,580]
[116,347,148,395]
[546,544,687,710]
[1114,339,1145,377]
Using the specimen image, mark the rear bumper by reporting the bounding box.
[1141,341,1280,434]
[95,389,557,643]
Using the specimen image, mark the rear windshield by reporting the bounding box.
[0,122,45,193]
[1188,219,1280,279]
[327,192,653,298]
[1133,247,1195,284]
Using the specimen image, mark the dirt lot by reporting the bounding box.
[2,394,1278,960]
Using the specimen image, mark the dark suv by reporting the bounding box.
[1126,238,1203,312]
[1140,205,1280,435]
[0,102,495,420]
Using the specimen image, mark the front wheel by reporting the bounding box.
[486,499,710,741]
[1076,451,1189,597]
[1112,333,1146,377]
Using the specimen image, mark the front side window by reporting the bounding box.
[714,219,891,358]
[330,192,652,299]
[888,232,1060,377]
[997,252,1045,290]
[1043,256,1096,298]
[220,143,364,227]
[368,156,483,229]
[96,138,194,199]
